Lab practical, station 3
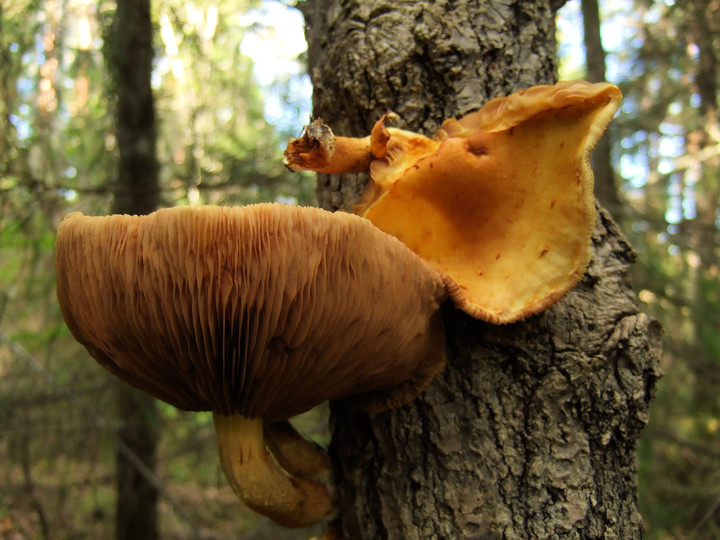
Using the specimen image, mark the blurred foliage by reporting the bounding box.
[0,0,319,538]
[1,0,719,538]
[560,0,720,537]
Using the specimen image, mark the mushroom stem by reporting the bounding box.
[283,119,372,174]
[213,413,336,528]
[264,420,332,479]
[284,113,397,174]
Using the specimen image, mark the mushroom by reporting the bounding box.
[284,81,622,322]
[55,204,447,527]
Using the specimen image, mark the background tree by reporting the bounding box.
[300,0,661,536]
[580,0,620,219]
[105,0,160,538]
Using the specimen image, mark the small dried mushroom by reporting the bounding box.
[55,204,446,527]
[284,81,622,323]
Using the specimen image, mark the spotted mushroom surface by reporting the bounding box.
[55,204,447,421]
[355,81,622,323]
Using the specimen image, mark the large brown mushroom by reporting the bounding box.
[55,204,446,527]
[284,81,622,323]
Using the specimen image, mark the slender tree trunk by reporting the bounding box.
[683,0,720,424]
[106,0,160,538]
[114,388,159,540]
[0,2,10,174]
[110,0,160,216]
[581,0,621,220]
[301,1,662,537]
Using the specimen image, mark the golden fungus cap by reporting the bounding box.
[356,81,622,322]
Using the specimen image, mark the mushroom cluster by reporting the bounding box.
[285,81,622,322]
[56,81,621,529]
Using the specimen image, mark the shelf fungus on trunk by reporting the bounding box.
[284,81,622,323]
[55,204,447,528]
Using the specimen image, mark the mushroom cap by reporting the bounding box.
[55,204,446,421]
[355,81,622,323]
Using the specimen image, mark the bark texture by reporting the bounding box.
[300,0,662,537]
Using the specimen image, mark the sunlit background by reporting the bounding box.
[1,0,718,537]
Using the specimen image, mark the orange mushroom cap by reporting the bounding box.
[55,204,447,420]
[355,81,622,322]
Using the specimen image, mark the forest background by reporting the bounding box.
[0,0,718,538]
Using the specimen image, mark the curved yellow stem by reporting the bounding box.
[264,420,332,480]
[213,413,336,528]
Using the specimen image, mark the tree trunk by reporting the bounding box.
[683,0,720,425]
[110,0,160,216]
[106,0,160,538]
[581,0,621,220]
[300,1,662,537]
[114,387,159,540]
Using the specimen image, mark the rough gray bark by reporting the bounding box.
[300,0,662,538]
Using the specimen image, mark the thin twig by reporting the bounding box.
[691,496,720,536]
